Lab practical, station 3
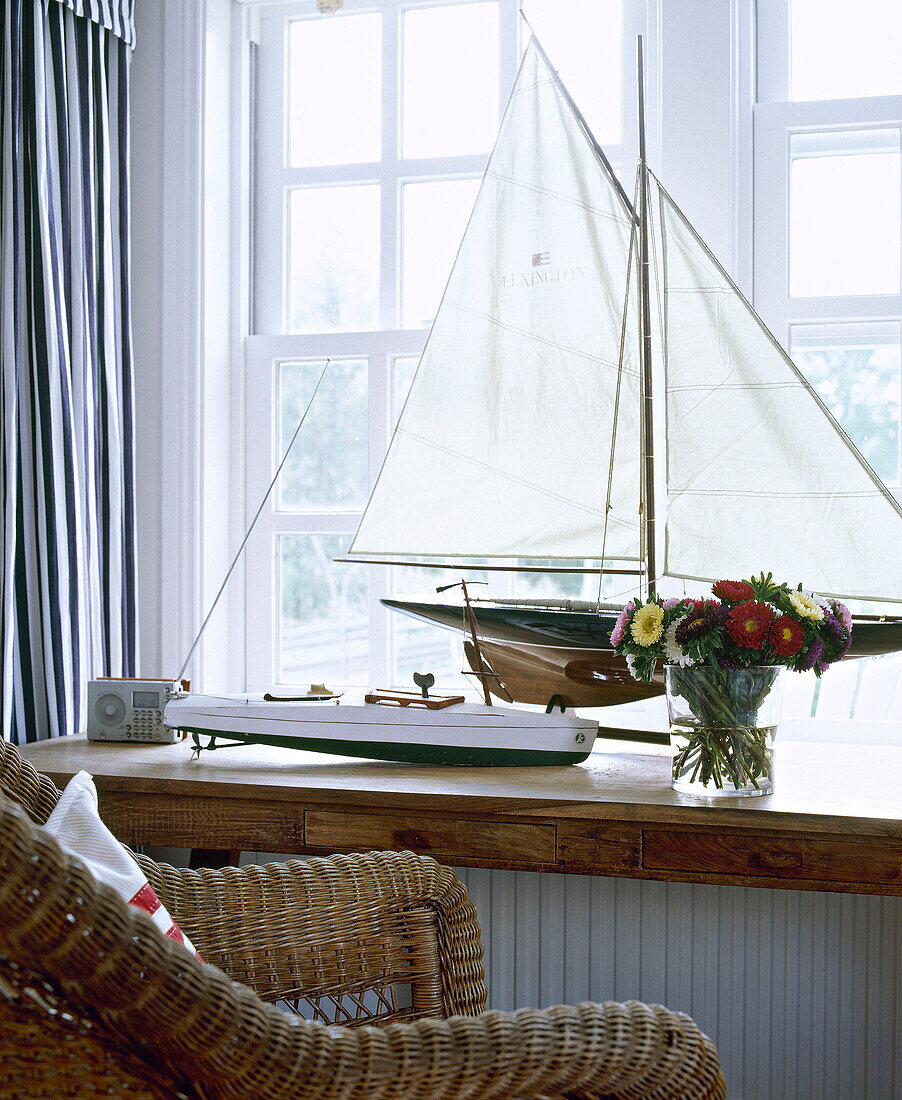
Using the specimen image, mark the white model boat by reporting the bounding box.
[164,692,600,767]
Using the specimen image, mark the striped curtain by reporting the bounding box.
[0,0,137,743]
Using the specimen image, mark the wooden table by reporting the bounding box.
[18,733,902,896]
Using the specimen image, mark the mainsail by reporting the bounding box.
[349,40,642,566]
[658,180,902,603]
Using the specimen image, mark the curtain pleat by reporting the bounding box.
[0,0,137,743]
[55,0,135,50]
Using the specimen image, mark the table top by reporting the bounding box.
[19,732,902,839]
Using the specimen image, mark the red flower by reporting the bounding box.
[712,579,756,603]
[726,601,775,650]
[684,597,721,612]
[770,614,804,657]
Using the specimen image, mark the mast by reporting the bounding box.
[636,36,656,600]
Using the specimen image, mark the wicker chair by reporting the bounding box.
[0,740,726,1099]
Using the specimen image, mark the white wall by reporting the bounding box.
[131,1,202,682]
[128,5,902,1098]
[131,0,237,691]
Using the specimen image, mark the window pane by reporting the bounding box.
[287,14,381,166]
[287,185,380,332]
[501,563,605,602]
[403,4,499,159]
[390,566,486,691]
[789,130,901,297]
[791,322,901,486]
[791,0,902,101]
[402,178,480,327]
[279,535,369,686]
[278,359,368,511]
[523,0,622,145]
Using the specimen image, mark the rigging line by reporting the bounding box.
[176,360,332,683]
[597,170,642,608]
[647,173,667,400]
[645,166,668,597]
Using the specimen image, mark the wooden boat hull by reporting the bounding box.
[383,597,902,709]
[164,694,599,767]
[466,638,665,708]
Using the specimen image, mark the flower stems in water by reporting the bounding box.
[672,724,774,791]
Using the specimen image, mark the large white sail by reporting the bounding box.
[659,181,902,603]
[349,40,642,565]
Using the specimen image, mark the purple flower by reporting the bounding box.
[662,597,682,610]
[832,600,852,634]
[815,659,832,675]
[824,612,844,642]
[610,601,636,647]
[799,637,826,672]
[824,610,852,660]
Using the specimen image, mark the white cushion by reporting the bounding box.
[43,770,201,958]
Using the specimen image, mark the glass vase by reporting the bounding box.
[666,664,785,797]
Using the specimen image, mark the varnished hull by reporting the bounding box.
[382,597,902,709]
[468,638,665,708]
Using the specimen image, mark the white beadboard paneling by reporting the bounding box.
[454,867,902,1100]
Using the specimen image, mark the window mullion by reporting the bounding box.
[498,0,520,103]
[381,3,400,330]
[756,0,791,104]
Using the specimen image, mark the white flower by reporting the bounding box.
[805,589,831,610]
[625,654,638,674]
[663,617,697,667]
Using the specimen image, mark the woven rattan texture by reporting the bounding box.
[0,958,202,1098]
[0,739,60,823]
[0,741,726,1098]
[135,849,484,1024]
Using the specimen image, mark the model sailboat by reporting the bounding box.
[343,35,902,709]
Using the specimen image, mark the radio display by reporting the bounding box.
[133,691,159,709]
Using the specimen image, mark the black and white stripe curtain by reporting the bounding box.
[0,0,137,743]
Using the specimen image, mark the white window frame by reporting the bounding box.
[241,0,644,693]
[753,0,902,737]
[755,1,902,437]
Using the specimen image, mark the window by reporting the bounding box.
[244,0,634,694]
[755,0,902,731]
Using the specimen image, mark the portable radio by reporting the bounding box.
[87,678,188,743]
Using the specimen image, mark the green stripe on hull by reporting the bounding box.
[184,727,591,766]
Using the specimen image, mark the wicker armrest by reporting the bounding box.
[0,797,724,1100]
[280,999,727,1100]
[134,847,487,1022]
[0,739,484,1023]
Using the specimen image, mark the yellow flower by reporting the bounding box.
[788,590,824,622]
[631,602,664,646]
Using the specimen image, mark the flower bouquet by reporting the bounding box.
[609,574,853,795]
